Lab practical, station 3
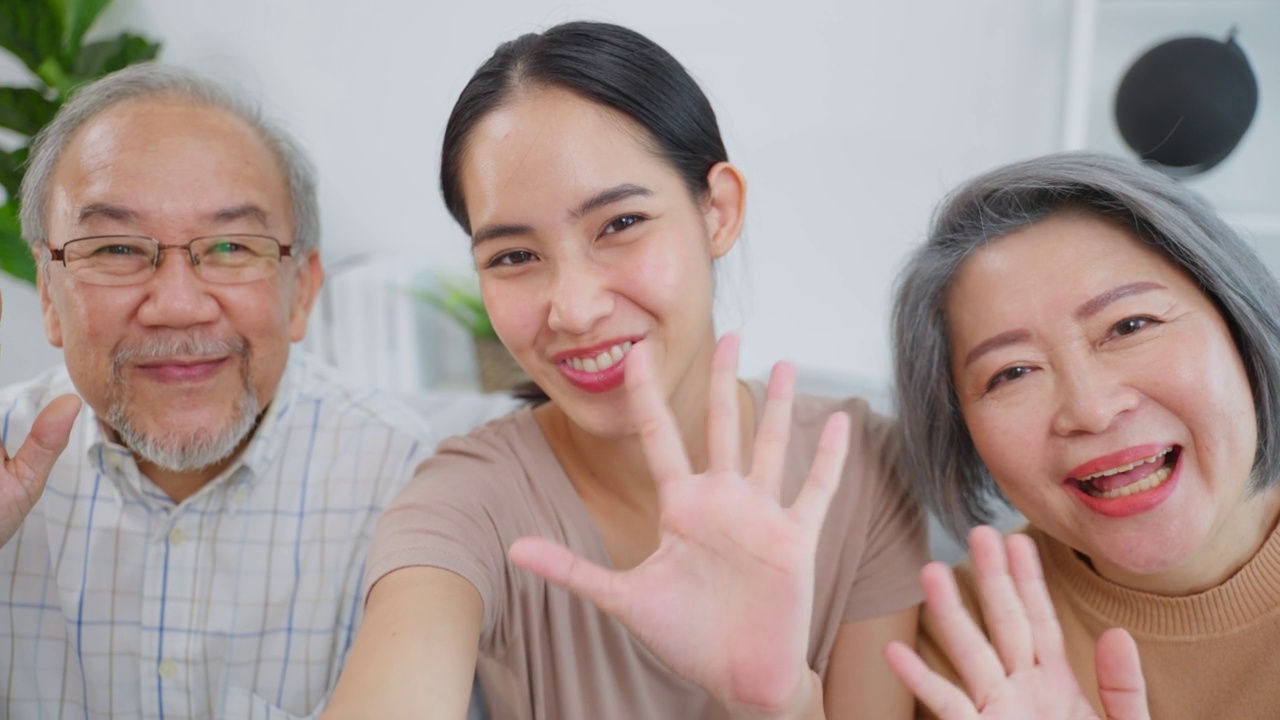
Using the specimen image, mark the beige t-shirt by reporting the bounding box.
[367,383,927,719]
[919,523,1280,719]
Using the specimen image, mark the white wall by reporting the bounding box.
[1,0,1081,387]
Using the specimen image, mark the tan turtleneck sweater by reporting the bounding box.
[918,523,1280,719]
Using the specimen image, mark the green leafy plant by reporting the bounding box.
[0,0,160,283]
[414,276,498,340]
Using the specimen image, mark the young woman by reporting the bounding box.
[886,152,1280,719]
[322,21,926,720]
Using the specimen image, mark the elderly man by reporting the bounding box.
[0,63,437,718]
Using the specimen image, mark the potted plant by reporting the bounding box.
[0,0,160,283]
[415,276,528,394]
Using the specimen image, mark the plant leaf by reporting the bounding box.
[0,201,37,285]
[73,33,160,79]
[58,0,111,64]
[0,86,58,136]
[0,0,63,76]
[0,147,30,204]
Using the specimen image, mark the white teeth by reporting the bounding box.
[564,341,634,374]
[1079,448,1172,481]
[1089,464,1173,499]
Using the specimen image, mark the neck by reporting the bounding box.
[538,334,756,514]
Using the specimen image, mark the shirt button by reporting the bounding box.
[158,658,179,679]
[230,487,249,506]
[168,527,187,546]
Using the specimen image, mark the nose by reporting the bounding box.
[134,249,221,328]
[1050,358,1140,436]
[546,257,613,335]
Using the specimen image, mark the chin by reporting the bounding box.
[1082,521,1213,578]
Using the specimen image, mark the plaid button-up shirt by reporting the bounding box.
[0,351,436,719]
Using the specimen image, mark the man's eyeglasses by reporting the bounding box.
[47,235,294,287]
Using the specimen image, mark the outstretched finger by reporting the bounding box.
[968,526,1036,675]
[918,561,1009,709]
[10,394,80,485]
[749,361,795,499]
[884,641,978,720]
[706,333,742,474]
[787,410,848,529]
[625,341,693,490]
[1006,533,1068,663]
[509,537,629,618]
[1095,628,1150,720]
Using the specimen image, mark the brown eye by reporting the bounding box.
[987,366,1032,392]
[488,250,536,268]
[1112,316,1154,337]
[603,214,643,234]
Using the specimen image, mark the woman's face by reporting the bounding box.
[459,87,741,437]
[947,211,1271,592]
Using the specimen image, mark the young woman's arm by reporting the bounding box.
[824,607,919,719]
[321,566,482,720]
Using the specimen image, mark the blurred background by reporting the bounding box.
[0,0,1275,416]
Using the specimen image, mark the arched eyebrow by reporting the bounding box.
[1075,281,1166,320]
[471,183,652,248]
[570,183,651,219]
[963,329,1031,368]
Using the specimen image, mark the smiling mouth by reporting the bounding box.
[562,340,634,373]
[1073,446,1179,499]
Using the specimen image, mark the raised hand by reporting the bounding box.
[509,334,849,719]
[0,393,81,546]
[884,526,1150,720]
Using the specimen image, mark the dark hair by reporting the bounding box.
[441,21,730,402]
[440,20,728,234]
[892,151,1280,539]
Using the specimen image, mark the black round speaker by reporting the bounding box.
[1114,30,1258,176]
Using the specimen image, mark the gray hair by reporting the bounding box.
[892,151,1280,539]
[19,62,320,254]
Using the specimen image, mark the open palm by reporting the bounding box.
[0,393,81,546]
[885,527,1150,720]
[509,335,848,718]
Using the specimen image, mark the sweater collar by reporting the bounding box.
[1032,520,1280,636]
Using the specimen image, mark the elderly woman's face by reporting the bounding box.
[946,211,1271,593]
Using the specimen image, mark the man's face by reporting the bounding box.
[38,97,322,475]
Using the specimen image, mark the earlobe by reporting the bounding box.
[703,162,747,260]
[287,251,325,343]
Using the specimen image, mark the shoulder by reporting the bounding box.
[413,409,544,487]
[284,350,437,443]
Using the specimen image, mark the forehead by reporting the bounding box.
[946,212,1204,335]
[50,97,290,226]
[458,87,673,222]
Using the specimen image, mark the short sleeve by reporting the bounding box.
[841,411,929,622]
[363,430,518,649]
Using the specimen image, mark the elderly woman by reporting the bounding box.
[884,152,1280,719]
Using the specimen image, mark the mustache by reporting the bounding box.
[112,334,250,375]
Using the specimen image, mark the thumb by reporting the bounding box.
[12,394,81,485]
[1095,628,1149,720]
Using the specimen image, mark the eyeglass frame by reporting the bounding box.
[44,233,295,285]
